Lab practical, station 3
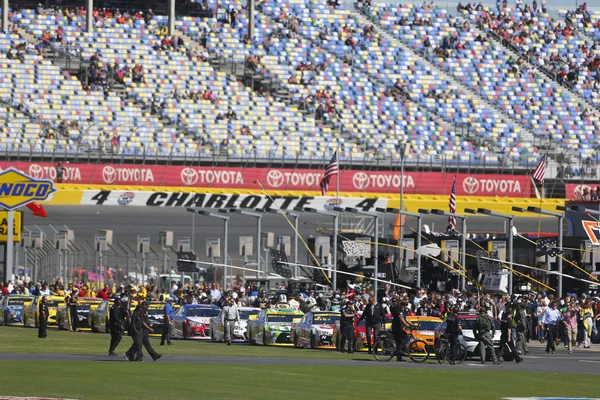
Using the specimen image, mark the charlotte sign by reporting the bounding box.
[0,168,56,279]
[1,161,533,197]
[81,190,388,212]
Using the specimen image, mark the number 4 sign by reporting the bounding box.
[582,220,600,246]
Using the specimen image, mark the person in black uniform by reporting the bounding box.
[339,301,356,353]
[108,298,124,356]
[125,302,144,361]
[501,306,523,364]
[38,296,48,339]
[445,305,463,364]
[66,289,78,332]
[359,296,385,354]
[391,300,414,362]
[140,302,162,361]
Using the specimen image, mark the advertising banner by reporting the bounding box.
[1,162,533,197]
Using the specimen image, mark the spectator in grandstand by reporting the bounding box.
[225,107,237,120]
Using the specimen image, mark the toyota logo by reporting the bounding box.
[28,164,45,179]
[462,177,479,194]
[352,172,369,190]
[181,167,199,186]
[266,170,285,188]
[102,166,117,184]
[574,185,591,199]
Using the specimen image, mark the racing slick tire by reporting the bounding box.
[310,333,316,349]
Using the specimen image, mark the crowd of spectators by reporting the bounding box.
[298,89,341,123]
[461,1,600,102]
[2,278,598,347]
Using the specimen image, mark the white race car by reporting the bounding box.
[434,313,514,361]
[210,307,261,342]
[291,310,340,349]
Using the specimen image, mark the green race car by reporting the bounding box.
[247,307,304,346]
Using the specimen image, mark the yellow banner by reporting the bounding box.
[0,211,22,242]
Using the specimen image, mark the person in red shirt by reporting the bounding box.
[97,284,111,300]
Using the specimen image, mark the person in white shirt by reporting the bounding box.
[210,283,221,303]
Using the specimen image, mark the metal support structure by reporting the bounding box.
[186,208,230,289]
[306,208,338,290]
[1,0,9,37]
[515,206,565,296]
[267,209,299,277]
[223,218,229,288]
[168,0,176,35]
[468,208,514,294]
[247,0,255,40]
[381,208,423,287]
[98,249,103,288]
[346,208,380,293]
[230,209,263,277]
[332,212,339,291]
[5,210,14,282]
[428,209,469,291]
[86,0,93,34]
[142,252,147,286]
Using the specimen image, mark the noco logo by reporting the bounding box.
[0,168,57,210]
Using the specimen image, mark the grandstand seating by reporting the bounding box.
[460,5,600,108]
[1,2,598,165]
[368,2,600,160]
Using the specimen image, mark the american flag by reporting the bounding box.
[320,151,339,196]
[532,153,547,184]
[447,176,457,232]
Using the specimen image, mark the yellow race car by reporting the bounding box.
[22,296,66,328]
[57,298,104,331]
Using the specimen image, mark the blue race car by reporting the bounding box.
[0,295,35,326]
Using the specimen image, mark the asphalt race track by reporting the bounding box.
[30,206,557,253]
[0,344,598,374]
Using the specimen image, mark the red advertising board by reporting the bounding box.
[565,183,600,199]
[0,161,534,197]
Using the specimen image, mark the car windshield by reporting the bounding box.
[460,318,501,330]
[240,310,260,320]
[313,315,340,324]
[187,307,220,317]
[412,321,441,331]
[8,298,30,306]
[267,314,301,323]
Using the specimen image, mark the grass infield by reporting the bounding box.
[0,327,597,400]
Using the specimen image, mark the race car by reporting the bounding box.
[406,315,443,353]
[172,304,220,340]
[57,298,103,331]
[22,296,66,328]
[291,311,340,349]
[90,299,114,333]
[210,307,260,343]
[332,312,393,352]
[247,308,304,346]
[434,312,514,361]
[0,295,34,326]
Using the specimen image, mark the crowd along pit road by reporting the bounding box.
[26,204,557,251]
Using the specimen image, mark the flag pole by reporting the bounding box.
[333,139,340,292]
[536,151,547,237]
